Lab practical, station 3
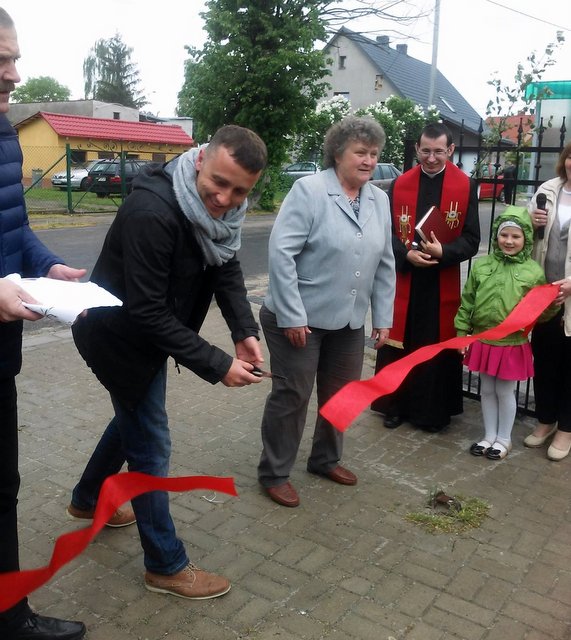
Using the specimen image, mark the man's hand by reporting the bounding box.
[235,336,264,365]
[420,231,443,259]
[0,278,42,322]
[284,326,311,348]
[221,358,263,387]
[47,264,87,282]
[406,248,439,268]
[371,327,389,349]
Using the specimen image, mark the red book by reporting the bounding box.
[415,205,459,244]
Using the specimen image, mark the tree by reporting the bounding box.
[178,1,426,208]
[83,33,147,109]
[11,76,70,103]
[485,32,565,143]
[295,95,439,169]
[357,96,440,167]
[294,95,351,163]
[178,0,330,209]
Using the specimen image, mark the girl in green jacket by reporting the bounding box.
[455,206,555,460]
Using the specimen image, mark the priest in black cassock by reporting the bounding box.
[372,122,480,432]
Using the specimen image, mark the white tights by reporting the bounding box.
[479,373,517,447]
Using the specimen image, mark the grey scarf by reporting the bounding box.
[169,148,246,266]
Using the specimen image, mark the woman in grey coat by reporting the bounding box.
[258,116,396,507]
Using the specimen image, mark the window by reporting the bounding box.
[339,55,346,70]
[113,112,120,120]
[152,153,167,163]
[375,74,383,91]
[334,91,350,100]
[70,150,86,164]
[440,97,456,113]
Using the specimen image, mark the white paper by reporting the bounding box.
[7,274,122,324]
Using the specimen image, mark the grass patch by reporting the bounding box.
[405,488,490,534]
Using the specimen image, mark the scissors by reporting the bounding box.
[252,366,287,381]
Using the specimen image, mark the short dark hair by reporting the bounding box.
[206,125,267,174]
[418,122,453,146]
[555,142,571,181]
[0,8,14,28]
[322,115,386,169]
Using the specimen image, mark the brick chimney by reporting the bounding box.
[396,44,408,55]
[376,35,390,46]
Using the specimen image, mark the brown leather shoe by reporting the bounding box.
[310,464,357,486]
[145,563,231,599]
[265,481,300,507]
[67,503,136,528]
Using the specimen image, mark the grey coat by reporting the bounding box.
[264,167,396,330]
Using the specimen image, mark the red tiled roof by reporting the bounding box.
[38,112,193,146]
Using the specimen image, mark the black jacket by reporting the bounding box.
[72,162,259,409]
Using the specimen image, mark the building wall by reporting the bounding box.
[17,118,62,179]
[7,100,140,126]
[17,119,190,182]
[323,35,400,110]
[532,98,571,185]
[162,117,193,139]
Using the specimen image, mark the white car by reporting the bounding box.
[51,161,98,191]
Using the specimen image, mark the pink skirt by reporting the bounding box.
[463,341,534,381]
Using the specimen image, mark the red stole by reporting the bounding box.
[390,162,470,347]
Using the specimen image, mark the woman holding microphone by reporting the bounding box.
[525,142,571,460]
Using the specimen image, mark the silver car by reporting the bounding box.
[282,161,320,181]
[369,162,401,191]
[51,161,98,191]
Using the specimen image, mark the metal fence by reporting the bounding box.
[421,116,568,415]
[23,144,182,214]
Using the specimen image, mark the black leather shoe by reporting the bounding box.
[418,423,446,433]
[9,614,86,640]
[383,415,403,429]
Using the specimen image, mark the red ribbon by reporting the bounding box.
[0,472,237,612]
[320,284,558,432]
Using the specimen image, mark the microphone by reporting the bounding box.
[536,193,547,240]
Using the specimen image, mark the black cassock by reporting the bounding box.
[372,169,480,430]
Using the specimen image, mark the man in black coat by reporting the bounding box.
[0,8,87,639]
[70,125,267,601]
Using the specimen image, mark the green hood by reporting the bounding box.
[491,206,534,263]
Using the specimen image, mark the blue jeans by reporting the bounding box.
[72,365,188,575]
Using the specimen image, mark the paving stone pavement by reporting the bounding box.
[15,296,571,640]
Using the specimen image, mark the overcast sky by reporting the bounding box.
[3,0,569,120]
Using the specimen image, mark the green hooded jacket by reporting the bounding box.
[454,206,556,346]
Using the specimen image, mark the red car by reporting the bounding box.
[476,164,505,201]
[478,178,504,201]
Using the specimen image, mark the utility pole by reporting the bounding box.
[427,0,441,108]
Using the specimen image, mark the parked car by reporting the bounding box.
[369,162,402,191]
[478,178,505,201]
[51,161,98,191]
[85,158,150,198]
[475,164,505,201]
[281,161,320,181]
